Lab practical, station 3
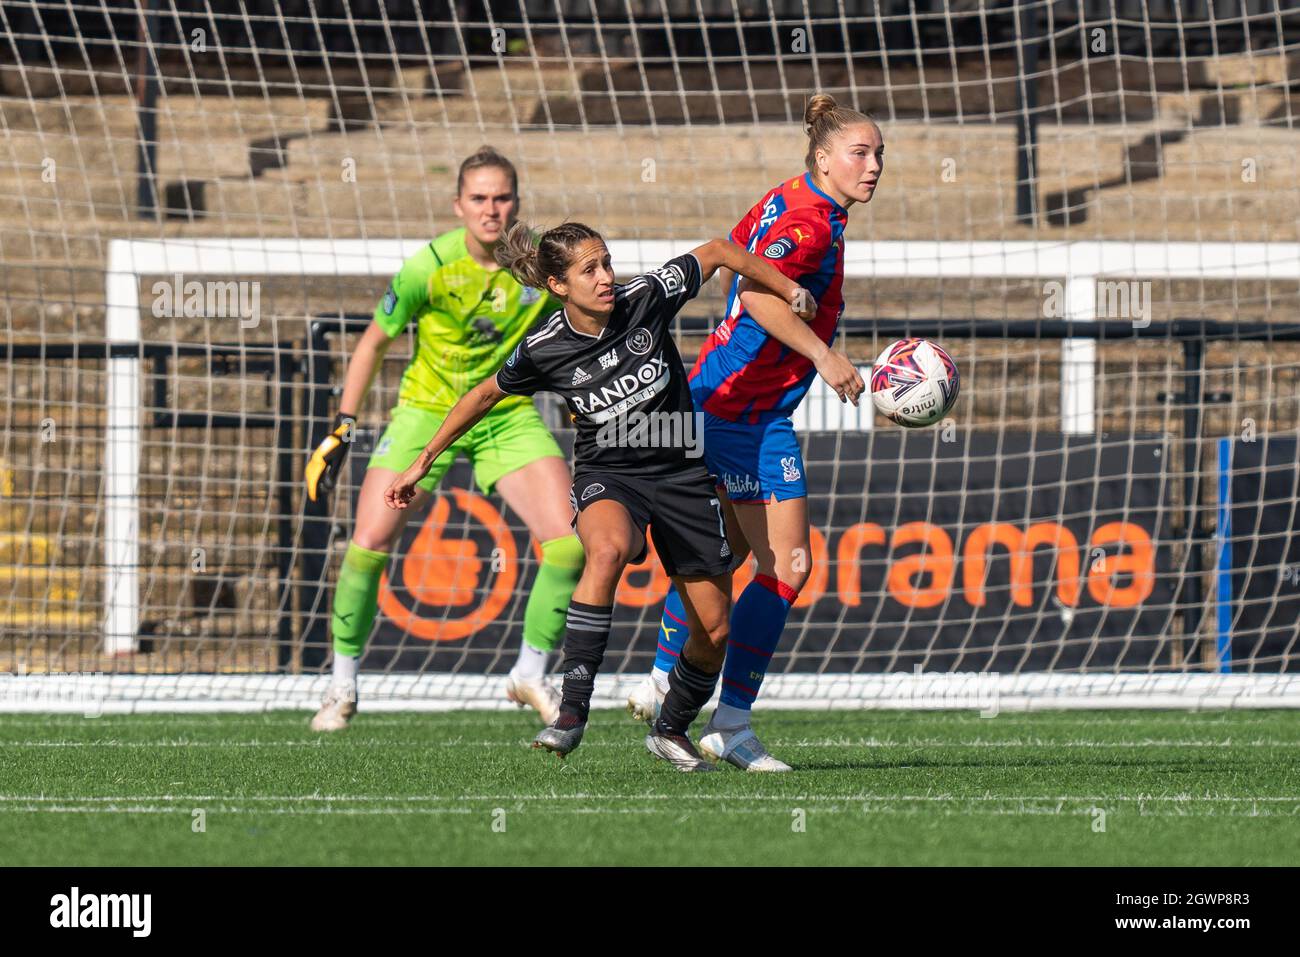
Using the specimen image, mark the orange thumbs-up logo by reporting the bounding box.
[377,488,518,641]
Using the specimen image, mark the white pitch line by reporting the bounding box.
[2,805,663,816]
[773,737,1300,747]
[1,793,1297,804]
[0,716,513,726]
[0,716,538,727]
[1,737,1298,749]
[3,804,1297,819]
[458,793,1300,804]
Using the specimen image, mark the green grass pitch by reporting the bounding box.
[1,709,1298,866]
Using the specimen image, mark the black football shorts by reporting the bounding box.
[569,466,736,578]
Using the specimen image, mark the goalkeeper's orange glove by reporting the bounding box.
[305,413,357,502]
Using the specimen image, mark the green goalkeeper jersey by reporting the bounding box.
[374,227,559,414]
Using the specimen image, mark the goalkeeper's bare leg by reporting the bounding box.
[494,456,584,726]
[311,466,428,732]
[312,461,581,730]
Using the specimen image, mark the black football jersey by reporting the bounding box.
[495,253,705,476]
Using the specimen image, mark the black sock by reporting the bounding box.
[654,653,720,736]
[558,601,612,722]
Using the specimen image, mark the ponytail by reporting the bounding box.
[495,220,603,291]
[495,222,548,289]
[804,94,875,172]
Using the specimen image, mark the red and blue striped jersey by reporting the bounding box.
[689,172,848,423]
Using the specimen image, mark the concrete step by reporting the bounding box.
[0,226,110,263]
[0,110,1290,245]
[149,95,331,135]
[274,124,1017,184]
[0,213,300,262]
[1036,179,1300,239]
[0,53,1282,124]
[0,257,111,297]
[0,95,140,137]
[0,129,139,177]
[262,119,1300,218]
[1154,89,1296,128]
[2,66,1291,137]
[0,93,328,135]
[0,171,138,221]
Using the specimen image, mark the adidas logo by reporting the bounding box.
[571,366,591,385]
[565,664,592,680]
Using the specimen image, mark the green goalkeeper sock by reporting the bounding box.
[522,534,585,654]
[330,542,390,659]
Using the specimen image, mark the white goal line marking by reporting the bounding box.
[11,674,1300,713]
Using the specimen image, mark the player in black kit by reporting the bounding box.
[386,221,815,770]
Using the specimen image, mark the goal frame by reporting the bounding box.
[91,237,1300,710]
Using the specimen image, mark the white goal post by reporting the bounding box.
[95,237,1300,711]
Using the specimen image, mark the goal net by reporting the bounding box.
[3,1,1300,712]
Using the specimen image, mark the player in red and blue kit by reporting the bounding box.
[693,165,850,496]
[629,95,885,770]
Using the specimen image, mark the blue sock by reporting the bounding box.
[653,585,689,675]
[720,574,796,710]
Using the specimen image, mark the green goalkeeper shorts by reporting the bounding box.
[367,401,566,495]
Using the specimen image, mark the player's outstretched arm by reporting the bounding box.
[738,281,864,405]
[337,321,395,420]
[305,321,395,503]
[384,376,507,510]
[700,236,865,406]
[690,238,816,320]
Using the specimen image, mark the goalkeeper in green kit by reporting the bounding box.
[304,147,584,730]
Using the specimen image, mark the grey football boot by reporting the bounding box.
[532,712,586,758]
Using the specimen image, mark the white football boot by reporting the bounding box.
[645,730,717,772]
[626,674,665,725]
[505,674,561,726]
[698,716,792,772]
[310,683,357,732]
